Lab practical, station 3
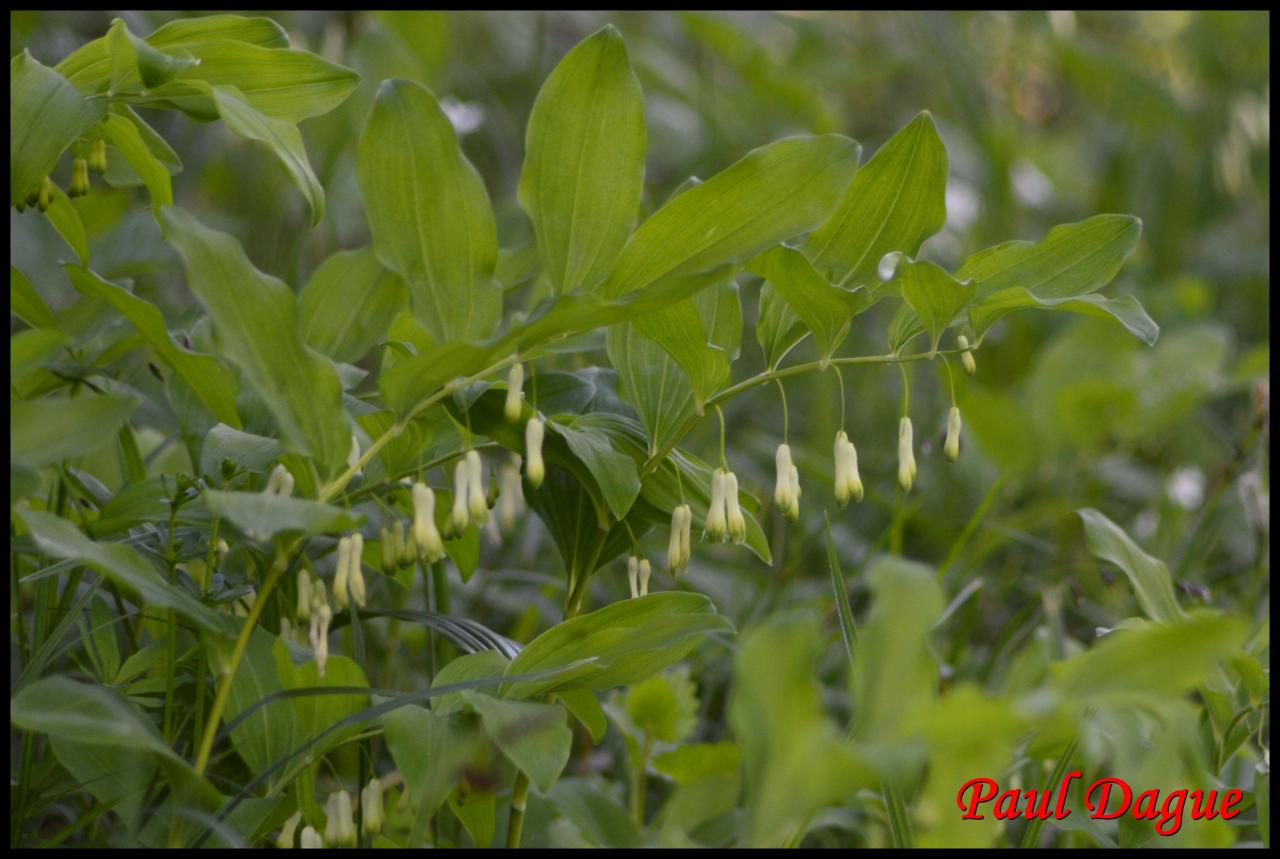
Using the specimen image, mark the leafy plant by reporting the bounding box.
[10,11,1267,850]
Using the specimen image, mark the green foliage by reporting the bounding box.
[9,10,1267,851]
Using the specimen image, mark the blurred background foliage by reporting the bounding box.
[10,10,1269,847]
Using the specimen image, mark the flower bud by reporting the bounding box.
[504,362,524,423]
[300,825,323,848]
[668,504,692,574]
[678,504,692,569]
[724,470,746,543]
[361,777,384,836]
[834,431,851,506]
[451,459,471,532]
[638,559,651,597]
[265,463,294,496]
[310,600,332,677]
[525,417,546,488]
[69,158,89,198]
[347,434,362,476]
[296,569,313,620]
[466,450,488,523]
[774,443,801,521]
[394,519,415,566]
[348,532,366,608]
[277,810,302,849]
[845,438,864,503]
[898,417,916,492]
[944,406,962,462]
[958,335,976,376]
[37,176,55,213]
[705,469,728,540]
[215,539,230,561]
[325,789,356,847]
[90,139,108,174]
[332,537,352,611]
[412,483,445,562]
[627,555,640,599]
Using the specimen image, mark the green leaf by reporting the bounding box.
[1077,508,1187,623]
[11,265,57,329]
[970,288,1159,346]
[895,258,975,351]
[11,392,138,469]
[99,111,173,207]
[548,778,644,848]
[623,665,699,744]
[652,741,741,785]
[359,79,500,343]
[204,490,363,541]
[271,639,370,756]
[556,688,607,744]
[633,302,729,409]
[199,424,283,478]
[10,328,67,378]
[755,282,808,371]
[806,111,947,292]
[56,15,289,93]
[160,207,350,478]
[299,247,408,364]
[104,17,197,92]
[607,322,696,457]
[460,690,572,791]
[200,83,325,227]
[42,182,90,266]
[748,244,870,360]
[10,50,106,205]
[16,507,232,636]
[383,706,485,821]
[224,630,299,789]
[852,556,944,740]
[548,418,642,521]
[502,592,733,700]
[519,25,646,295]
[599,134,861,297]
[66,266,240,427]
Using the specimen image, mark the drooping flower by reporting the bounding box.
[958,334,977,376]
[944,406,962,462]
[276,811,302,849]
[723,470,746,543]
[264,463,294,497]
[638,559,652,596]
[296,569,313,621]
[451,459,471,532]
[347,532,366,608]
[299,825,323,848]
[705,469,728,540]
[668,504,692,574]
[466,450,489,524]
[833,431,864,506]
[498,456,524,533]
[505,362,525,422]
[412,482,445,562]
[525,417,546,488]
[627,555,640,599]
[774,443,801,521]
[325,789,356,847]
[361,777,384,836]
[898,416,917,492]
[332,537,352,611]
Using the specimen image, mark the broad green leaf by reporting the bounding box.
[969,288,1159,346]
[359,79,500,343]
[383,706,485,821]
[99,111,173,206]
[104,17,196,93]
[652,741,742,785]
[129,40,359,123]
[806,112,947,292]
[11,392,137,469]
[42,182,90,266]
[895,258,976,351]
[160,207,350,478]
[201,83,325,226]
[1053,613,1246,701]
[523,465,614,582]
[1078,508,1186,623]
[755,282,808,370]
[431,651,510,716]
[224,630,299,788]
[748,244,870,360]
[299,247,408,363]
[199,424,283,477]
[11,265,57,329]
[730,611,875,847]
[556,688,607,744]
[10,328,67,377]
[10,50,106,205]
[272,639,370,755]
[958,214,1141,299]
[548,418,642,521]
[449,786,497,848]
[502,592,733,699]
[599,134,861,297]
[852,556,944,739]
[460,690,572,791]
[548,778,644,848]
[623,666,699,744]
[519,25,645,295]
[56,15,289,93]
[16,507,232,636]
[607,322,696,456]
[66,266,240,427]
[633,301,729,407]
[204,490,363,541]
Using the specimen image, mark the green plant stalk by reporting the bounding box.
[630,736,653,826]
[1020,740,1078,848]
[193,550,290,776]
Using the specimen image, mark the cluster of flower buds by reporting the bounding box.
[498,455,524,533]
[505,362,525,422]
[705,468,746,543]
[774,444,801,521]
[21,177,57,213]
[361,777,384,837]
[626,554,653,598]
[833,431,864,506]
[944,406,962,462]
[68,158,89,198]
[308,580,333,677]
[410,481,446,562]
[667,504,692,574]
[332,533,366,611]
[450,450,489,531]
[324,789,356,847]
[264,463,295,497]
[299,825,323,848]
[957,334,977,376]
[277,811,302,848]
[525,416,546,488]
[898,417,917,492]
[89,139,108,174]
